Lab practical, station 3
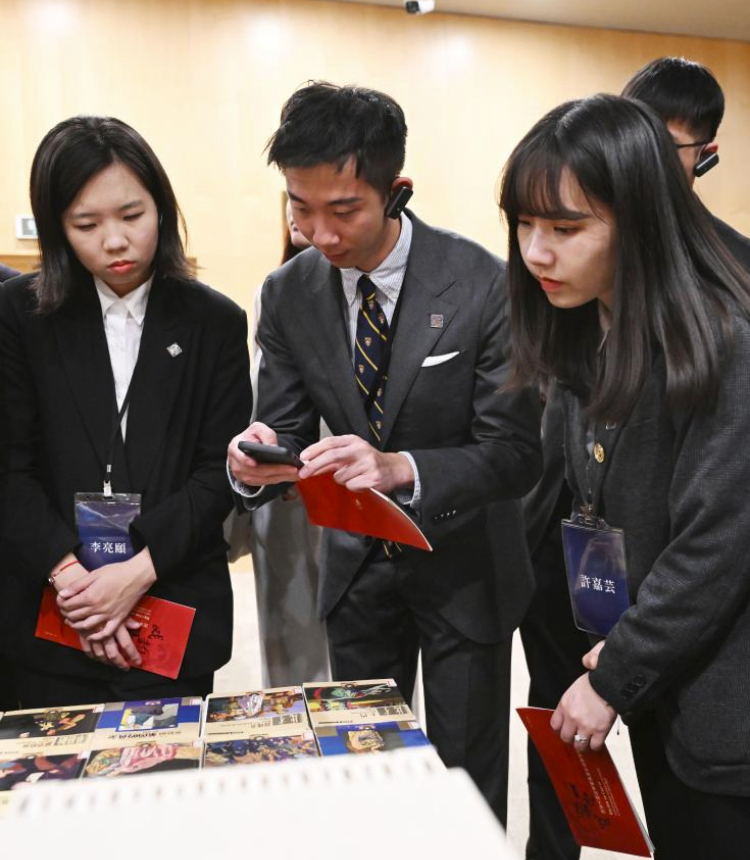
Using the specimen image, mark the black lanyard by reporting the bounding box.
[103,387,132,497]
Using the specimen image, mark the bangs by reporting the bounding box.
[500,140,572,222]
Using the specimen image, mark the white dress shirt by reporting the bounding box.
[94,275,153,440]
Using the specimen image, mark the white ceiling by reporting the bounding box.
[327,0,750,42]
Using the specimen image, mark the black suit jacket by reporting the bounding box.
[0,273,251,683]
[251,212,542,644]
[0,264,20,284]
[562,317,750,795]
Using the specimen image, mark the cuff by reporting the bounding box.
[226,460,263,500]
[395,451,421,508]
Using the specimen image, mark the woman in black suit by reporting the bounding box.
[500,95,750,859]
[0,116,251,706]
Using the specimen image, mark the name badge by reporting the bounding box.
[561,515,631,636]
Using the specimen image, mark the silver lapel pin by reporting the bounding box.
[167,343,183,358]
[429,314,444,329]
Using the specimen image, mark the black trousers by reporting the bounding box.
[630,713,750,860]
[326,552,513,827]
[520,531,591,860]
[10,663,214,709]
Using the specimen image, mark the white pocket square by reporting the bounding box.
[421,351,459,367]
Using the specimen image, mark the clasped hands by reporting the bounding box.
[227,422,415,494]
[51,549,157,672]
[551,641,617,752]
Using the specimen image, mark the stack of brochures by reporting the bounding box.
[303,679,430,756]
[203,687,318,766]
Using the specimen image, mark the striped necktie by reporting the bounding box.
[355,274,389,443]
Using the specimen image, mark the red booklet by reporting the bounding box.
[518,707,653,857]
[297,472,432,551]
[35,588,195,680]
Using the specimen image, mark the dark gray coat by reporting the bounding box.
[563,317,750,795]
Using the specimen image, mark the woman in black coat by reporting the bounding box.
[0,117,251,706]
[499,94,750,859]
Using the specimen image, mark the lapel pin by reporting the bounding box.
[430,314,444,329]
[167,343,183,358]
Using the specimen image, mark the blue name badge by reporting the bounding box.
[561,516,631,636]
[74,492,142,571]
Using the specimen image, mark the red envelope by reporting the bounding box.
[298,472,432,551]
[35,588,195,680]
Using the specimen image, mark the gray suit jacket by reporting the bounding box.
[562,316,750,795]
[251,211,542,644]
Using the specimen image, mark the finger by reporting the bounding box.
[230,459,300,486]
[56,572,97,600]
[124,617,142,631]
[300,435,354,460]
[78,634,94,657]
[59,605,99,623]
[582,641,605,670]
[115,626,142,667]
[68,613,109,633]
[103,637,130,671]
[589,732,606,752]
[85,619,121,642]
[90,639,106,661]
[550,706,564,734]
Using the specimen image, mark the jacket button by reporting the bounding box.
[634,675,646,687]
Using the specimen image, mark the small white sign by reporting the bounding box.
[15,215,37,239]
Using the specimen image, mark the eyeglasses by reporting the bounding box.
[674,139,712,150]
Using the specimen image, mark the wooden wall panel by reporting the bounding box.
[1,0,748,311]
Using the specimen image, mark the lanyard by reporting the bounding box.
[103,387,132,497]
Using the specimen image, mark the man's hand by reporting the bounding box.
[227,422,300,487]
[299,435,415,494]
[550,673,617,752]
[57,548,157,640]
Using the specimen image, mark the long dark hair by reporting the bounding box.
[499,94,750,422]
[30,115,193,313]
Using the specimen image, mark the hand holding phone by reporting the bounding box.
[238,441,304,469]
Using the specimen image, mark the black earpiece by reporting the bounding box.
[694,152,719,178]
[385,186,413,220]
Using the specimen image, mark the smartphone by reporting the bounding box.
[238,441,303,468]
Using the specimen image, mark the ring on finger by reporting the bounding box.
[573,734,590,744]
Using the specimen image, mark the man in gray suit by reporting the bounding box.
[228,82,541,824]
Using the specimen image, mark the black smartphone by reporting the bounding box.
[238,441,304,468]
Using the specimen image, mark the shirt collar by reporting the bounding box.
[340,213,413,306]
[94,274,154,325]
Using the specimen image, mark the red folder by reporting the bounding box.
[35,588,195,680]
[517,707,653,857]
[297,472,432,551]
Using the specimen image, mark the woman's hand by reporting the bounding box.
[57,548,157,640]
[551,673,617,752]
[78,618,143,671]
[582,640,605,671]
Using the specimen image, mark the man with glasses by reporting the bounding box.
[622,56,750,271]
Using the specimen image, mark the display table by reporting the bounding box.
[1,747,518,858]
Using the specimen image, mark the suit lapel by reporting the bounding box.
[124,278,192,492]
[379,215,457,449]
[52,277,116,473]
[305,262,370,439]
